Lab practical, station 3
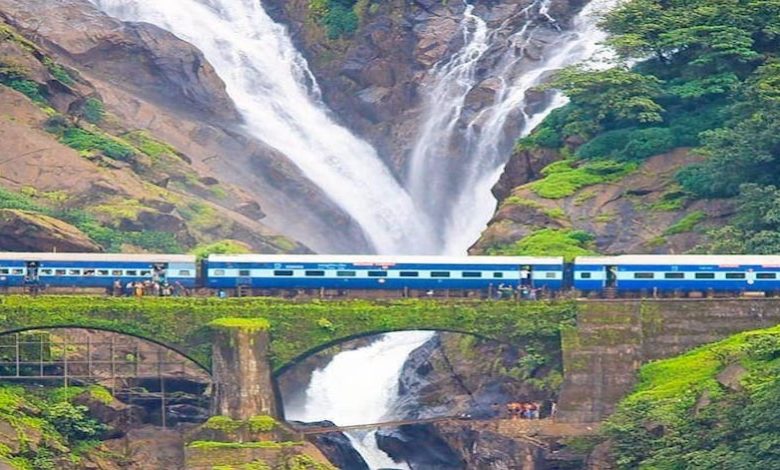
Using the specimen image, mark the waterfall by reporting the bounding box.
[285,331,435,470]
[407,0,617,254]
[89,0,436,255]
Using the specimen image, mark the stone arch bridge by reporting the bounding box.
[0,296,779,423]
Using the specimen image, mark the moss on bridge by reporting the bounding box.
[0,296,576,371]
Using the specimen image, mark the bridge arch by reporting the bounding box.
[0,325,212,375]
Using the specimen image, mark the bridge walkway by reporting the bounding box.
[292,417,599,449]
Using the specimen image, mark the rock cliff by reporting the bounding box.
[0,0,368,253]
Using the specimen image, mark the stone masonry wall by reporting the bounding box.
[558,299,780,423]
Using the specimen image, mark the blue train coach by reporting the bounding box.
[0,253,197,289]
[204,255,565,291]
[574,255,780,294]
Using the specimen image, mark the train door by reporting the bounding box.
[605,265,618,288]
[520,265,533,288]
[152,263,168,284]
[25,261,39,284]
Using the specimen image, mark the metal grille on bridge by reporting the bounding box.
[0,330,212,428]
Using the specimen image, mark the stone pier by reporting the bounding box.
[209,318,278,419]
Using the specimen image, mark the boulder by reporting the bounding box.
[0,209,102,252]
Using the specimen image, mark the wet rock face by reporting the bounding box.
[433,422,548,470]
[291,421,369,470]
[265,0,589,173]
[376,424,465,470]
[390,333,559,420]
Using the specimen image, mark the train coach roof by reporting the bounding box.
[575,255,780,266]
[207,254,564,265]
[0,253,196,263]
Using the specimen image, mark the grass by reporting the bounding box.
[187,441,301,450]
[528,160,636,199]
[59,128,136,162]
[487,228,597,262]
[209,318,272,333]
[664,211,705,235]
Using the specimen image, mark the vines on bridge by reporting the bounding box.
[0,296,576,370]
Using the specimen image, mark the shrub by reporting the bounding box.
[487,228,596,261]
[529,160,635,199]
[664,211,705,235]
[323,3,359,39]
[81,98,105,124]
[43,402,105,441]
[5,79,45,103]
[60,128,135,161]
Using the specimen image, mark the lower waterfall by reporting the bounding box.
[284,331,435,469]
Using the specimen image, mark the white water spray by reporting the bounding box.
[90,0,436,255]
[408,0,617,254]
[285,332,434,470]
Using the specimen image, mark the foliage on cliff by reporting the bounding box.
[514,0,780,253]
[604,324,780,468]
[0,385,109,469]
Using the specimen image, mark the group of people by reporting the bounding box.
[496,283,540,300]
[111,279,188,297]
[506,402,542,420]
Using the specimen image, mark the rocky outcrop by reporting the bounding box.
[390,333,560,420]
[473,149,734,255]
[376,423,465,469]
[292,421,369,470]
[0,209,102,252]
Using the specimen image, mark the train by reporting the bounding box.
[2,252,780,297]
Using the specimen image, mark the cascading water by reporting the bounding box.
[407,0,617,254]
[89,0,436,255]
[285,332,435,469]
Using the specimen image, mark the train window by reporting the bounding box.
[337,271,356,277]
[493,272,504,278]
[84,270,96,276]
[274,270,293,276]
[140,270,151,276]
[726,273,746,279]
[40,269,53,275]
[178,270,191,276]
[431,272,450,278]
[69,269,81,276]
[757,273,777,279]
[126,270,137,276]
[580,272,592,279]
[305,270,325,277]
[368,271,387,277]
[0,269,8,275]
[399,271,419,277]
[10,269,22,275]
[695,273,715,279]
[239,270,251,277]
[111,270,123,276]
[664,273,685,279]
[634,273,654,279]
[213,269,226,276]
[98,270,109,276]
[55,269,66,276]
[462,272,482,278]
[545,272,556,279]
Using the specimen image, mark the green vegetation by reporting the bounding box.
[309,0,366,39]
[605,324,780,468]
[187,440,301,450]
[122,130,178,159]
[209,317,272,332]
[0,296,577,370]
[518,0,780,250]
[80,98,104,124]
[0,385,107,469]
[527,160,636,199]
[0,186,182,253]
[191,240,251,261]
[59,128,136,162]
[663,210,705,236]
[487,229,596,262]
